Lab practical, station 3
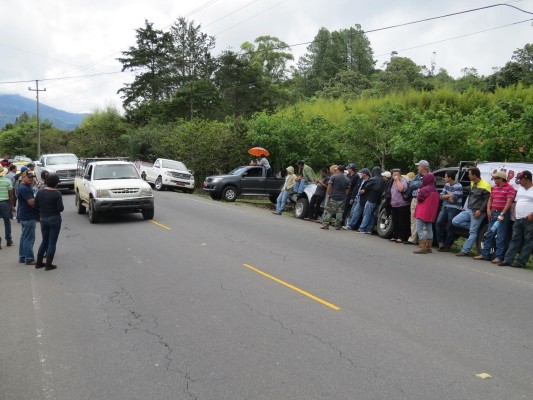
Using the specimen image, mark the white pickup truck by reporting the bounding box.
[74,158,154,223]
[137,158,195,193]
[36,153,78,190]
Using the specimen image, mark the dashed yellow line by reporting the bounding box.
[150,219,172,230]
[243,264,341,311]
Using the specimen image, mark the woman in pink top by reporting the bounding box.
[414,173,439,254]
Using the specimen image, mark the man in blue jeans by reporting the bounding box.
[358,166,384,234]
[452,167,491,257]
[0,165,16,249]
[16,171,38,265]
[435,171,463,252]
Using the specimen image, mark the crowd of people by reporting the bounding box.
[0,160,64,271]
[274,159,533,269]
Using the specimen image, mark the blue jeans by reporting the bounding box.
[276,190,289,213]
[503,218,533,268]
[358,201,377,233]
[294,180,308,194]
[347,200,364,229]
[0,200,12,242]
[416,219,434,240]
[19,219,36,262]
[481,210,510,260]
[435,207,460,248]
[452,209,486,254]
[38,215,62,260]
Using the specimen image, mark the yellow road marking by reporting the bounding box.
[150,219,172,230]
[243,264,341,311]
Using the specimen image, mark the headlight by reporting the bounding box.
[141,188,153,196]
[212,177,223,183]
[95,189,111,198]
[165,171,173,177]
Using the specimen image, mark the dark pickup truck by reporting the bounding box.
[203,166,284,202]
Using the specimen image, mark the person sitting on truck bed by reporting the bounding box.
[250,154,272,176]
[452,167,492,257]
[294,160,315,194]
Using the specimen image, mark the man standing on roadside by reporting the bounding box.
[498,171,533,268]
[452,167,491,257]
[474,171,515,263]
[321,166,349,230]
[435,171,463,252]
[341,163,360,225]
[17,171,38,265]
[0,166,16,249]
[407,160,430,244]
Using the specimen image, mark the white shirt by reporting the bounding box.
[515,185,533,219]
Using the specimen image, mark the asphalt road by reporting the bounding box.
[1,191,532,400]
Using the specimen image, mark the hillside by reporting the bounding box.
[0,94,87,130]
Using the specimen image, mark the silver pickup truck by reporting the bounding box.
[36,153,78,190]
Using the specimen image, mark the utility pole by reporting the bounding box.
[28,80,46,158]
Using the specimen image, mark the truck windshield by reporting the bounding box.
[229,167,248,175]
[47,155,78,165]
[94,164,140,180]
[161,160,187,171]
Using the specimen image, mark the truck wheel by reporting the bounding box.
[88,198,100,224]
[294,198,309,219]
[141,172,146,181]
[222,186,237,202]
[142,207,155,220]
[377,207,393,239]
[75,192,86,214]
[154,176,165,191]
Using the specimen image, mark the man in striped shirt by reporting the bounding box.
[436,171,464,252]
[474,171,515,263]
[0,165,16,249]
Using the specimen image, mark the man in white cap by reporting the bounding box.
[406,160,430,245]
[0,165,16,248]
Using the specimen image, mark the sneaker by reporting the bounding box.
[455,252,468,257]
[341,226,351,230]
[320,225,329,230]
[25,260,36,265]
[271,211,282,215]
[473,255,489,261]
[490,258,502,264]
[6,240,13,246]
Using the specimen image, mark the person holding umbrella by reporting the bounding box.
[248,147,272,176]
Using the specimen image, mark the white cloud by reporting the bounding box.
[1,0,531,113]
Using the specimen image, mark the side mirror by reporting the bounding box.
[84,174,90,180]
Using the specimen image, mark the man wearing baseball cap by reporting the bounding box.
[0,165,16,249]
[499,170,533,268]
[406,160,430,244]
[341,163,359,225]
[474,171,515,263]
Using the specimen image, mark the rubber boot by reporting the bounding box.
[35,253,45,269]
[426,239,433,253]
[413,240,428,254]
[45,255,57,271]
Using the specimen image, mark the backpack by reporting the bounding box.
[401,181,414,201]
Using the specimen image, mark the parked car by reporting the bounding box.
[136,158,195,193]
[35,153,78,190]
[203,165,283,202]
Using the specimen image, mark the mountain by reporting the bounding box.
[0,94,88,131]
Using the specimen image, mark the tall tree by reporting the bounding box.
[117,20,174,109]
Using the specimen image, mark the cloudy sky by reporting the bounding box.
[1,0,532,114]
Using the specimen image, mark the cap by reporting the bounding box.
[346,163,356,171]
[415,160,430,168]
[381,171,391,178]
[518,170,532,181]
[360,168,370,175]
[20,166,28,172]
[492,171,507,180]
[0,165,6,176]
[286,166,294,174]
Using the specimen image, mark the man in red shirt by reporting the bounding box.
[474,171,515,263]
